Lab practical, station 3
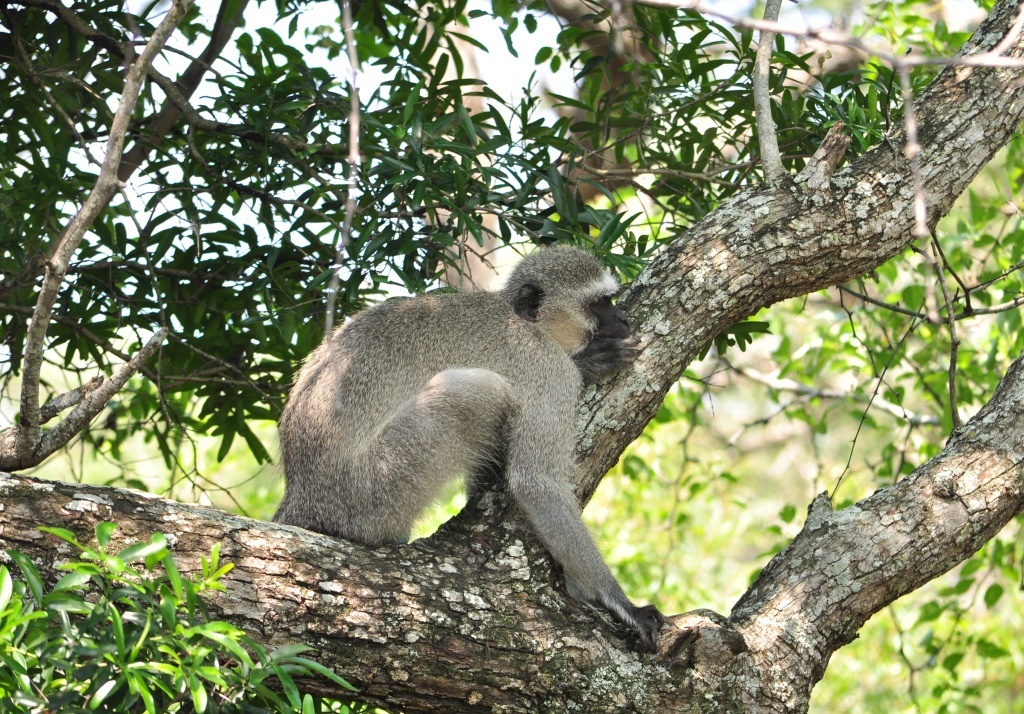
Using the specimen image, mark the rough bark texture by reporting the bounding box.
[575,0,1024,502]
[2,1,1024,712]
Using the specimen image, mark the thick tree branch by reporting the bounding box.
[1,1,1023,712]
[1,348,1022,711]
[727,353,1024,709]
[575,0,1024,502]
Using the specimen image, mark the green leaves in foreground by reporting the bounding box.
[0,523,355,713]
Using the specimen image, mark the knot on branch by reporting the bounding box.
[795,122,851,195]
[661,609,748,671]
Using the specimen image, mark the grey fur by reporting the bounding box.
[275,247,662,650]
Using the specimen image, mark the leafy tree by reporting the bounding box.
[1,0,1023,711]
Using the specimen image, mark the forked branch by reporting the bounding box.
[13,0,191,463]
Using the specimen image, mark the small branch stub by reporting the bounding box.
[795,121,851,193]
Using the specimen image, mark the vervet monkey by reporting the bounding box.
[275,247,662,650]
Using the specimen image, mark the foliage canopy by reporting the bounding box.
[1,0,1023,710]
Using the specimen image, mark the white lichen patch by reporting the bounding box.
[400,580,423,595]
[464,592,488,609]
[389,668,409,682]
[438,560,458,574]
[319,593,346,607]
[491,542,531,580]
[72,492,113,506]
[441,589,464,604]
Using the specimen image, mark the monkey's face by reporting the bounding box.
[586,295,631,341]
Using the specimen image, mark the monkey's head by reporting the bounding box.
[501,247,631,356]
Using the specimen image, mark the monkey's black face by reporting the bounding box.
[574,295,638,383]
[588,296,632,340]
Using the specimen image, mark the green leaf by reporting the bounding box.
[779,504,796,523]
[983,583,1004,609]
[0,565,13,613]
[8,551,44,604]
[89,677,123,709]
[96,522,117,548]
[977,639,1009,659]
[111,605,126,653]
[117,534,170,565]
[52,571,92,592]
[37,526,83,548]
[286,657,357,691]
[190,673,208,712]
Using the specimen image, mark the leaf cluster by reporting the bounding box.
[0,523,355,713]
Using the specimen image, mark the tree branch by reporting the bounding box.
[118,0,251,180]
[13,0,191,461]
[1,329,169,470]
[2,1,1024,712]
[2,347,1022,711]
[575,0,1024,502]
[729,353,1024,707]
[325,0,362,335]
[752,0,785,185]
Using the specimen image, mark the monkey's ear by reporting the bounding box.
[514,284,544,322]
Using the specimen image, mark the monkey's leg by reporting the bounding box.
[354,368,514,544]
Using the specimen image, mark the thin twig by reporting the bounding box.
[837,286,931,321]
[732,363,940,427]
[831,314,923,498]
[929,237,962,429]
[752,0,785,186]
[325,0,363,335]
[633,0,1024,69]
[837,285,1024,322]
[34,330,170,462]
[929,229,973,315]
[897,62,928,236]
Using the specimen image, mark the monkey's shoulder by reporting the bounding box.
[335,291,575,383]
[342,291,536,342]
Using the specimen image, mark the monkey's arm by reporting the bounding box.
[504,398,662,651]
[573,337,640,384]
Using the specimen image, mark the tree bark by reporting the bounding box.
[2,1,1024,712]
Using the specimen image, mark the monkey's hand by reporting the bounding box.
[567,577,664,652]
[574,337,640,384]
[603,598,664,653]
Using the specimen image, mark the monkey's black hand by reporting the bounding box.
[574,337,640,383]
[584,586,664,652]
[617,603,664,653]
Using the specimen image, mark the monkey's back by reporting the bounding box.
[328,291,574,433]
[275,290,580,541]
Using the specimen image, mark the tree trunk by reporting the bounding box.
[3,1,1024,712]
